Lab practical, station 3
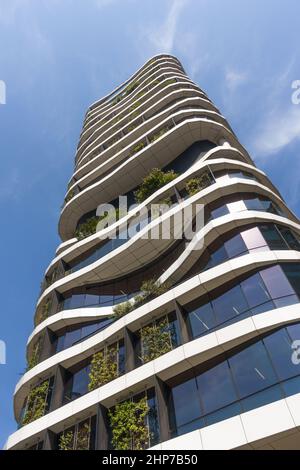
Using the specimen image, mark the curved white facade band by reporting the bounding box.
[7,54,300,451]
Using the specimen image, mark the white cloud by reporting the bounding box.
[225,69,248,91]
[253,106,300,158]
[143,0,189,54]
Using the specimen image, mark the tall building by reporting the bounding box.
[6,54,300,450]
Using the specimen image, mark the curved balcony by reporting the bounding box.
[17,253,300,411]
[10,257,300,448]
[42,177,293,310]
[29,212,300,366]
[75,80,210,175]
[74,93,217,182]
[59,119,253,241]
[9,53,300,451]
[79,55,185,140]
[77,65,190,157]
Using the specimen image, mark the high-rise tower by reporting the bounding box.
[6,54,300,450]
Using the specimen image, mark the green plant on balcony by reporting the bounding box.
[134,168,179,204]
[88,346,118,391]
[75,208,124,240]
[22,379,50,426]
[75,216,100,240]
[112,279,170,319]
[124,81,139,96]
[148,79,161,89]
[59,430,74,450]
[140,316,173,364]
[162,78,177,87]
[130,141,146,156]
[127,123,138,133]
[143,277,170,297]
[185,172,213,197]
[35,297,52,326]
[76,421,91,450]
[108,396,149,450]
[112,95,122,105]
[130,101,141,111]
[64,189,75,205]
[112,300,133,320]
[150,126,169,143]
[26,336,43,371]
[110,115,122,127]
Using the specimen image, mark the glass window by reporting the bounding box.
[71,366,90,400]
[260,265,295,299]
[260,199,281,215]
[69,294,85,309]
[84,294,99,307]
[278,227,300,250]
[227,200,247,213]
[170,378,202,431]
[118,341,125,375]
[56,335,65,353]
[260,224,287,250]
[210,205,229,220]
[287,323,300,342]
[240,273,271,308]
[264,328,300,381]
[229,341,277,398]
[100,294,114,305]
[210,245,228,265]
[64,328,81,349]
[197,361,238,415]
[244,198,262,211]
[224,233,247,258]
[241,227,267,250]
[212,285,248,325]
[188,302,216,338]
[147,390,160,447]
[283,263,300,296]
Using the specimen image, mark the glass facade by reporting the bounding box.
[108,388,160,450]
[57,416,96,450]
[168,323,300,437]
[63,339,125,403]
[207,194,287,222]
[136,311,181,365]
[187,263,299,339]
[55,318,113,353]
[195,223,300,274]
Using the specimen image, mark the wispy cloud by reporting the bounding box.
[225,69,248,92]
[142,0,189,54]
[253,105,300,158]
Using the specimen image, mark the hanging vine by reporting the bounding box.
[140,315,174,363]
[58,429,74,450]
[108,395,149,450]
[88,345,118,391]
[22,379,50,426]
[26,335,43,371]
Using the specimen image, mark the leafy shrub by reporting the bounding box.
[88,347,118,391]
[59,430,74,451]
[185,172,213,197]
[108,396,149,450]
[140,316,173,363]
[130,141,146,156]
[134,168,178,203]
[22,380,50,425]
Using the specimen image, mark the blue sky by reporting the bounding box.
[1,0,300,447]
